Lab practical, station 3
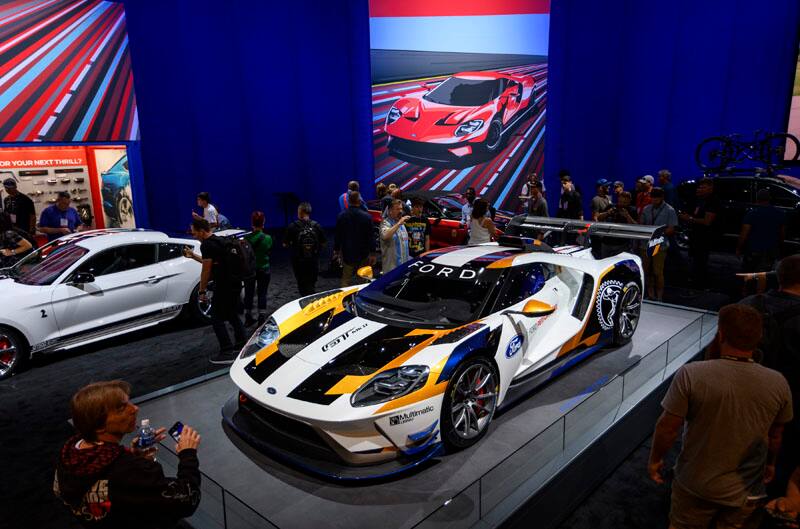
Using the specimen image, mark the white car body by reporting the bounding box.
[0,229,202,366]
[225,223,658,480]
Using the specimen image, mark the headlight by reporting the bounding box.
[387,107,401,124]
[239,317,279,359]
[351,365,429,407]
[455,119,484,137]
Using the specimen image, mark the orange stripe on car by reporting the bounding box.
[255,288,358,365]
[374,354,451,413]
[556,264,615,357]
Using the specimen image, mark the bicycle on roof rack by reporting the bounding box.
[695,130,800,176]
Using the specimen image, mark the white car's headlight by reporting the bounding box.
[239,317,279,360]
[387,107,401,124]
[351,365,429,407]
[455,119,484,137]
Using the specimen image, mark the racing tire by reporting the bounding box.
[482,117,504,155]
[186,283,213,324]
[612,281,641,346]
[441,356,499,451]
[0,327,29,380]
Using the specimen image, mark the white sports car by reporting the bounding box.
[224,218,665,480]
[0,229,209,379]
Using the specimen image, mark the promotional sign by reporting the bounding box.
[0,0,139,142]
[369,0,550,213]
[0,145,132,230]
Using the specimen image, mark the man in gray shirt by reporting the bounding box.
[649,303,793,529]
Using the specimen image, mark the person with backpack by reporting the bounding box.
[741,254,800,496]
[185,217,247,364]
[243,211,272,326]
[283,202,326,296]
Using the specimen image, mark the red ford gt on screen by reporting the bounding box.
[385,71,539,165]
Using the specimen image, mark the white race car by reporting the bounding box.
[224,218,665,480]
[0,229,209,379]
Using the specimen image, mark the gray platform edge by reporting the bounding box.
[419,305,718,529]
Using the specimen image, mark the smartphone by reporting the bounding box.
[168,421,184,443]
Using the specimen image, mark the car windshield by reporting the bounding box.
[3,241,88,286]
[354,258,504,328]
[423,77,502,107]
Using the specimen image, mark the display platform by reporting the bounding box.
[136,302,716,529]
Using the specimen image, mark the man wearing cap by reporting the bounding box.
[591,179,612,221]
[39,191,84,241]
[636,175,654,215]
[2,178,36,235]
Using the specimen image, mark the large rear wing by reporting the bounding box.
[505,216,667,257]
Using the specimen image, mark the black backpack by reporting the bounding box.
[220,237,255,282]
[297,221,320,260]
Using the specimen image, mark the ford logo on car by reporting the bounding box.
[506,334,524,358]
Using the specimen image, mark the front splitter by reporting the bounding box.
[221,396,443,482]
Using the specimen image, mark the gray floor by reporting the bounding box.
[137,303,705,529]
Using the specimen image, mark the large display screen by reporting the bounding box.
[369,0,550,213]
[0,0,139,142]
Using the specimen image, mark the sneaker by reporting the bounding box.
[209,348,236,365]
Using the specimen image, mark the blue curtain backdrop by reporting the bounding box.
[123,0,800,229]
[121,0,373,232]
[545,0,800,216]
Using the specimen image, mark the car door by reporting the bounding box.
[755,181,800,250]
[502,81,523,124]
[492,264,560,370]
[712,178,754,245]
[428,197,467,246]
[157,241,201,310]
[49,243,167,338]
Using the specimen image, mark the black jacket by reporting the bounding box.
[334,205,374,264]
[54,435,201,528]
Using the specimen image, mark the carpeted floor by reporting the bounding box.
[0,241,736,529]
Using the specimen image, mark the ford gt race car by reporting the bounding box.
[0,229,211,379]
[224,218,666,480]
[384,71,539,165]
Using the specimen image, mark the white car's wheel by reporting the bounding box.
[613,282,641,346]
[187,283,213,324]
[441,357,499,450]
[0,327,28,380]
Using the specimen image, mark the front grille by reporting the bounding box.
[240,400,340,462]
[388,137,464,162]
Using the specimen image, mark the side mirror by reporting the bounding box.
[356,266,374,281]
[70,272,95,285]
[505,299,556,317]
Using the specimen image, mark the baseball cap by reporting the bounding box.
[639,175,654,185]
[2,178,16,188]
[613,180,624,187]
[596,178,610,187]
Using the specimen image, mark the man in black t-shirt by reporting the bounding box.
[283,202,326,296]
[679,178,719,286]
[3,178,36,235]
[185,218,246,364]
[596,191,638,257]
[334,192,375,287]
[405,196,431,258]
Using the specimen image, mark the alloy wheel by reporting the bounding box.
[618,285,641,339]
[0,334,19,378]
[450,363,498,440]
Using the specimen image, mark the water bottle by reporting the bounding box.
[137,418,156,450]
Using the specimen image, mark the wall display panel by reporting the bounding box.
[369,0,550,213]
[0,0,139,142]
[789,43,800,150]
[0,145,131,229]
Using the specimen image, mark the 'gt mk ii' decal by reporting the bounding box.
[321,322,368,352]
[389,405,434,426]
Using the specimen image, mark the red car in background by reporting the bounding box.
[367,191,512,248]
[385,71,539,165]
